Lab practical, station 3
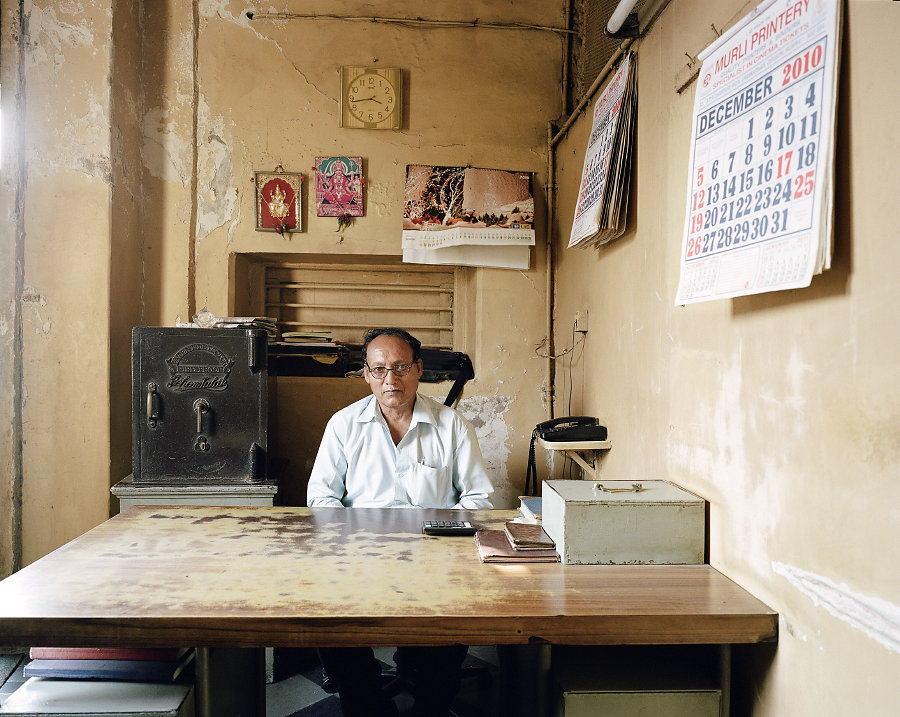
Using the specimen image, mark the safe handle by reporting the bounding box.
[193,398,210,433]
[146,383,160,427]
[247,328,264,372]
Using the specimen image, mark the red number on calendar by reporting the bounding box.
[691,213,704,234]
[782,44,824,87]
[793,170,815,199]
[686,235,702,258]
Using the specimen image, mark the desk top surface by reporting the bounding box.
[0,506,777,648]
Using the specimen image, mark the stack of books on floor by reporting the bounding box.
[474,521,559,563]
[24,647,194,682]
[3,647,195,716]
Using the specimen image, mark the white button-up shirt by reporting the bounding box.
[307,393,494,509]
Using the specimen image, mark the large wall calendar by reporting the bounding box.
[676,0,841,304]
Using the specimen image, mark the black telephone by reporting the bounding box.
[535,416,608,443]
[525,417,608,496]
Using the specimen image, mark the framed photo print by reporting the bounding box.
[255,171,302,233]
[315,157,364,218]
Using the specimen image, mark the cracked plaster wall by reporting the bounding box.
[8,3,898,713]
[5,0,564,567]
[0,3,23,578]
[185,0,562,506]
[12,0,118,564]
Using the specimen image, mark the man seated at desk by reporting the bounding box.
[307,327,494,717]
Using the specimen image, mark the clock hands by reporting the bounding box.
[353,96,383,104]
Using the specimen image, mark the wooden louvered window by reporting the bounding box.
[264,261,460,349]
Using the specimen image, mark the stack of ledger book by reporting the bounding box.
[24,647,194,682]
[281,330,333,344]
[176,316,279,340]
[517,495,542,523]
[474,521,559,563]
[212,316,278,339]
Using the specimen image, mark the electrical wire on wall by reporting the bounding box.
[245,12,574,37]
[534,318,587,479]
[534,317,586,415]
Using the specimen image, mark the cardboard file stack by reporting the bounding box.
[24,648,194,682]
[2,648,195,717]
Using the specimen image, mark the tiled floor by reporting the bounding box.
[0,647,501,717]
[0,653,28,706]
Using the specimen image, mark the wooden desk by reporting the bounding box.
[0,506,776,649]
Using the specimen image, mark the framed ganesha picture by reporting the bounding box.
[315,157,364,218]
[255,170,302,233]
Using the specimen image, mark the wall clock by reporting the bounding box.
[340,66,402,130]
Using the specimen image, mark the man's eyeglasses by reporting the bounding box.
[365,362,414,379]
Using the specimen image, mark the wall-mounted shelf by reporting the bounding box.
[538,437,611,481]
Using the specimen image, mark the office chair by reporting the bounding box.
[320,648,493,705]
[380,648,492,702]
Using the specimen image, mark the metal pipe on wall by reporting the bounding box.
[607,0,639,35]
[544,37,634,420]
[551,37,634,149]
[545,122,556,419]
[543,0,576,420]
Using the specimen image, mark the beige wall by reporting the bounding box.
[1,0,562,565]
[182,1,561,508]
[551,0,900,714]
[1,1,122,567]
[0,1,24,577]
[4,0,898,713]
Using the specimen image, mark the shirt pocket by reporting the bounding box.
[402,462,454,508]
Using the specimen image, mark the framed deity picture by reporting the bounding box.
[255,171,302,233]
[315,157,364,217]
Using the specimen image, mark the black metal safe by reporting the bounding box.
[132,327,270,484]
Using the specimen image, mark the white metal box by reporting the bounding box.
[552,646,722,717]
[542,479,705,565]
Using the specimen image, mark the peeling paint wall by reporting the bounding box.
[4,0,562,568]
[183,0,561,506]
[140,0,197,325]
[0,2,25,578]
[458,395,514,502]
[4,0,898,712]
[552,0,900,714]
[109,0,146,507]
[14,1,116,565]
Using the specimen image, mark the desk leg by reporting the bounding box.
[718,644,731,717]
[195,647,265,717]
[497,644,551,717]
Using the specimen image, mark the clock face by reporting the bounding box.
[348,73,397,123]
[341,67,402,129]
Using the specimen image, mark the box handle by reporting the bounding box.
[594,482,643,493]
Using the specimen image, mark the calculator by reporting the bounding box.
[422,520,476,536]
